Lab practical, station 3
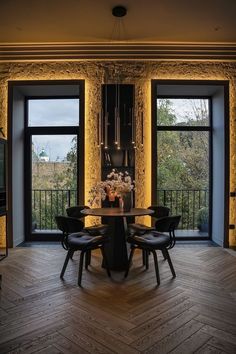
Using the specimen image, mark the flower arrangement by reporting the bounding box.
[88,169,135,206]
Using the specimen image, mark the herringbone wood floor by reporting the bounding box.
[0,243,236,354]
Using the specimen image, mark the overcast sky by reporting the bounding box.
[29,99,79,161]
[157,98,209,124]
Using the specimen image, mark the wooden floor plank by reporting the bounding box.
[207,337,236,354]
[144,319,204,353]
[131,309,198,351]
[201,325,236,346]
[0,244,235,353]
[168,328,211,354]
[195,344,226,353]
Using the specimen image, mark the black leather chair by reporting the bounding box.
[128,205,170,235]
[125,215,181,285]
[66,205,89,218]
[60,231,111,287]
[66,205,108,235]
[55,215,85,250]
[128,205,170,266]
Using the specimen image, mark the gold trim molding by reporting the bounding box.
[1,42,236,61]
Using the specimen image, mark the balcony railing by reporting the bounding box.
[157,189,209,230]
[32,189,77,231]
[32,188,209,231]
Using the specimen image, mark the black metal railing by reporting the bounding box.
[32,189,77,231]
[157,189,209,230]
[32,188,209,231]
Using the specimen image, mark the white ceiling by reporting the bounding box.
[0,0,236,44]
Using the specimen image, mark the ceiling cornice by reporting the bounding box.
[1,42,236,62]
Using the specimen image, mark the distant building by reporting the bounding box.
[38,148,49,162]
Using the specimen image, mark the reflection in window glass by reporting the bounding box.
[157,98,209,126]
[28,99,79,126]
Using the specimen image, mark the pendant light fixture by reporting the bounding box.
[98,5,137,150]
[113,5,127,150]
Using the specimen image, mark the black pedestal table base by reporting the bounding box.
[103,216,128,271]
[81,208,154,272]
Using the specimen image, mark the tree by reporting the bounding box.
[156,98,210,229]
[157,99,176,125]
[64,136,77,190]
[31,136,78,230]
[156,98,209,190]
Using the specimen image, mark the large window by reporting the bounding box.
[25,94,84,241]
[153,93,212,239]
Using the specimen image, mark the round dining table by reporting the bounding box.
[81,207,154,271]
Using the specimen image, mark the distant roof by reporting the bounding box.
[39,149,48,157]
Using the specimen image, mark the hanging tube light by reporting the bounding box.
[117,84,121,149]
[104,112,108,149]
[131,87,136,148]
[114,83,121,149]
[114,105,118,145]
[104,85,108,149]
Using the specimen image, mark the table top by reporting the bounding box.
[81,207,154,217]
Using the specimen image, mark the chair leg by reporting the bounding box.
[70,250,74,260]
[142,250,149,269]
[78,250,85,287]
[146,250,149,269]
[164,248,176,278]
[142,250,146,266]
[85,250,91,269]
[124,246,135,278]
[60,249,73,278]
[100,246,111,278]
[161,249,167,260]
[151,250,160,285]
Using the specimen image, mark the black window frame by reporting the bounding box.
[24,85,85,241]
[151,83,213,240]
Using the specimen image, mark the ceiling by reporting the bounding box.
[1,0,236,44]
[0,0,236,61]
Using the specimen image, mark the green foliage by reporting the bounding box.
[157,99,176,125]
[157,99,209,190]
[156,99,209,230]
[32,136,78,230]
[65,136,77,190]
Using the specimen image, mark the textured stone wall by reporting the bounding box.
[0,60,236,246]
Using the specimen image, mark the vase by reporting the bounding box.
[121,192,132,212]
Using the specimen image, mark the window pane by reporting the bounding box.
[31,135,77,232]
[157,98,210,126]
[157,130,209,233]
[28,99,79,126]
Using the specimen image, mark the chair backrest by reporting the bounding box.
[55,215,84,234]
[148,205,170,219]
[155,215,181,248]
[66,205,90,219]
